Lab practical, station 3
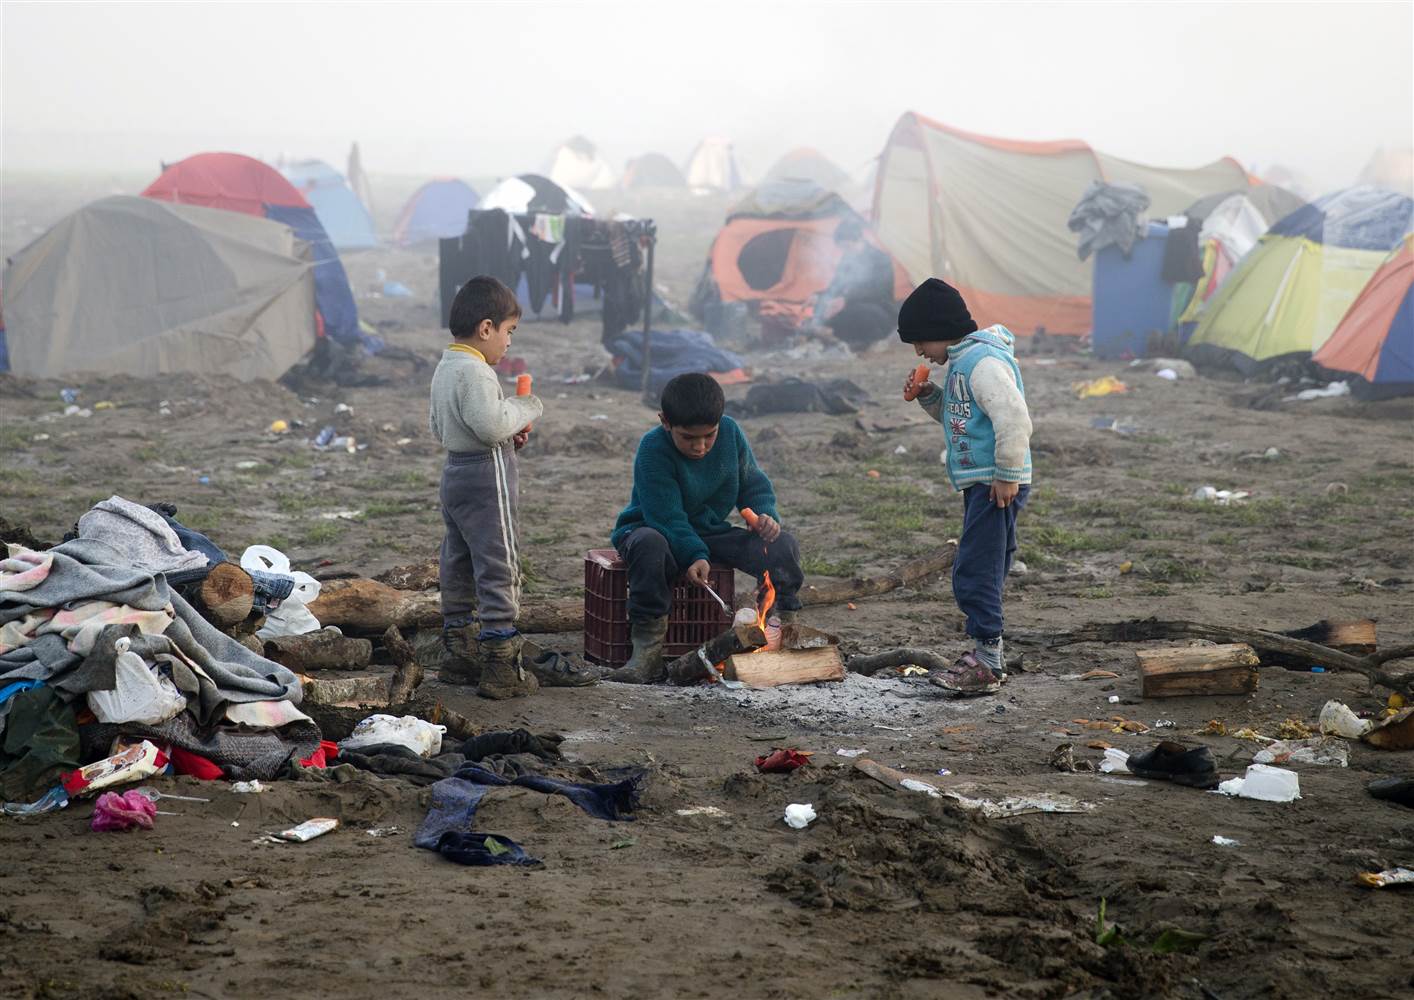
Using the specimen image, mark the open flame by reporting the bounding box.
[756,571,779,649]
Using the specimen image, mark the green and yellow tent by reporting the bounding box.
[1187,187,1413,373]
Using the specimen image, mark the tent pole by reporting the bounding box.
[640,220,657,405]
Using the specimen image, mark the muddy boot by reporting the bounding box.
[608,616,668,684]
[477,633,539,700]
[438,624,482,686]
[776,608,800,625]
[521,639,600,688]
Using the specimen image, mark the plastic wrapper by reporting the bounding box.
[339,714,446,758]
[269,817,339,842]
[61,740,167,797]
[91,789,158,831]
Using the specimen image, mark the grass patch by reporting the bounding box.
[130,443,162,464]
[276,492,317,515]
[1271,553,1338,570]
[362,499,423,519]
[303,521,344,545]
[801,554,863,578]
[1135,556,1208,583]
[0,425,31,452]
[181,508,227,535]
[527,523,572,546]
[1079,586,1114,599]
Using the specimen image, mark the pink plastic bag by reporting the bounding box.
[90,790,157,832]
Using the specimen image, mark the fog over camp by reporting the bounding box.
[2,3,1412,999]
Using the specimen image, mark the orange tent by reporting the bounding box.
[1314,237,1414,393]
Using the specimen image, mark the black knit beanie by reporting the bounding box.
[896,278,977,344]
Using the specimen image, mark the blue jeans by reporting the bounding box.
[953,483,1029,640]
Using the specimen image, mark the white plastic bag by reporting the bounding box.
[87,638,188,725]
[241,544,322,639]
[338,714,446,757]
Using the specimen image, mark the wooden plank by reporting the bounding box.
[724,645,845,688]
[1138,643,1260,698]
[852,757,945,792]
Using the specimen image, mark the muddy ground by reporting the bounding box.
[2,178,1413,1000]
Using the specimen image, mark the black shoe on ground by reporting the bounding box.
[1367,777,1414,808]
[1125,741,1220,789]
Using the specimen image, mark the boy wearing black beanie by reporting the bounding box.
[898,279,1033,695]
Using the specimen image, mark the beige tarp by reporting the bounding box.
[4,196,317,381]
[872,113,1250,334]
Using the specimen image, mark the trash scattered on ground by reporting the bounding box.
[1319,700,1373,739]
[675,805,728,818]
[319,509,364,521]
[235,460,261,470]
[1367,777,1414,808]
[3,787,70,816]
[334,402,352,415]
[1125,742,1219,788]
[1365,707,1414,750]
[1099,748,1131,774]
[132,787,210,805]
[900,778,942,797]
[1285,380,1349,402]
[783,803,816,829]
[91,790,157,831]
[366,827,402,838]
[269,419,289,433]
[1254,737,1349,767]
[1108,695,1120,704]
[1231,728,1274,743]
[1358,867,1414,889]
[1050,743,1094,773]
[834,748,868,758]
[1191,485,1251,504]
[1153,719,1176,729]
[1073,376,1128,398]
[1218,764,1301,802]
[60,387,80,404]
[1154,368,1178,381]
[611,837,637,850]
[1275,718,1314,740]
[755,748,812,773]
[61,740,166,796]
[893,445,908,455]
[946,791,1094,819]
[232,780,267,794]
[340,715,446,757]
[268,818,339,843]
[1089,416,1141,435]
[1212,835,1240,847]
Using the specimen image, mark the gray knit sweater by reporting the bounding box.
[428,348,543,453]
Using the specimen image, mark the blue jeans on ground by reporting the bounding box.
[953,483,1029,641]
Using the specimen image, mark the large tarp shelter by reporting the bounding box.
[3,196,317,381]
[279,159,378,250]
[621,153,686,189]
[1314,236,1414,396]
[479,174,594,217]
[764,148,849,191]
[142,152,359,344]
[547,136,617,191]
[1187,187,1414,372]
[684,138,743,193]
[871,112,1249,335]
[693,178,910,313]
[393,179,480,246]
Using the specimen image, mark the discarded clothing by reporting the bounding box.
[0,539,302,721]
[147,504,228,570]
[340,743,465,786]
[81,713,321,781]
[1069,181,1151,261]
[609,328,745,394]
[77,496,209,579]
[454,764,643,822]
[434,831,538,866]
[460,728,563,762]
[755,748,812,773]
[1160,218,1204,283]
[248,570,296,614]
[0,685,80,801]
[725,377,869,417]
[415,779,539,866]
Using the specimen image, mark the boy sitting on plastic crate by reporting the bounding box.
[608,373,805,683]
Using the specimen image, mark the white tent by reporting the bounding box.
[684,137,743,194]
[4,196,317,380]
[546,136,617,191]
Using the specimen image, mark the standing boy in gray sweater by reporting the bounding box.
[427,276,551,698]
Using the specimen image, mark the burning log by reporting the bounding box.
[665,623,767,686]
[724,646,845,688]
[845,648,954,676]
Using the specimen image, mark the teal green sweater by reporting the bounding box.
[611,416,779,568]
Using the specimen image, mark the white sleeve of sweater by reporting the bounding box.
[461,365,544,446]
[971,357,1032,480]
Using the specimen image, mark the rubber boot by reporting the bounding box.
[608,616,669,684]
[776,608,800,625]
[477,634,539,700]
[438,624,482,686]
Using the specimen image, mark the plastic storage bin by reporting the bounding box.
[1092,221,1174,359]
[583,549,735,667]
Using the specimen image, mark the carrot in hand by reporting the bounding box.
[903,363,932,401]
[740,507,760,530]
[516,374,534,432]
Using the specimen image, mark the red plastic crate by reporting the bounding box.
[583,548,735,667]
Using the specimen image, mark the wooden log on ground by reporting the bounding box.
[1037,617,1414,697]
[1273,619,1377,663]
[846,647,954,676]
[375,561,442,592]
[384,625,425,704]
[264,627,372,671]
[798,544,957,608]
[299,670,477,745]
[306,578,580,635]
[664,623,767,686]
[196,562,255,628]
[725,646,846,688]
[1138,643,1260,698]
[300,673,389,705]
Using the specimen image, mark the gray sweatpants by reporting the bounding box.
[438,446,521,632]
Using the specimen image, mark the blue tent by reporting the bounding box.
[279,160,378,250]
[395,179,480,246]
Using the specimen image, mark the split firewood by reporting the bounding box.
[305,578,581,635]
[1036,617,1414,697]
[665,623,767,686]
[384,625,425,704]
[846,648,954,676]
[1138,643,1261,698]
[725,646,845,688]
[195,561,255,628]
[264,627,373,671]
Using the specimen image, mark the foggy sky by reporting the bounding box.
[4,1,1411,190]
